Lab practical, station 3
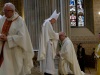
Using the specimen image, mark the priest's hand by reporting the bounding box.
[56,52,60,57]
[0,34,7,41]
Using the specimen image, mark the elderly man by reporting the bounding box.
[0,3,34,75]
[38,10,60,75]
[58,32,84,75]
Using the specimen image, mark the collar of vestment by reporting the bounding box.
[43,20,51,26]
[4,12,19,21]
[62,37,68,45]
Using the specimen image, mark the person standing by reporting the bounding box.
[58,32,84,75]
[77,43,85,72]
[0,3,34,75]
[38,10,60,75]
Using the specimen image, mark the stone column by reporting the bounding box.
[60,0,71,37]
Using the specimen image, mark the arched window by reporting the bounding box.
[70,0,84,27]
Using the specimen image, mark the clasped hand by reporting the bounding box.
[0,34,7,41]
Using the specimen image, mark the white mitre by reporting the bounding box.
[43,10,60,26]
[45,10,60,21]
[50,10,60,20]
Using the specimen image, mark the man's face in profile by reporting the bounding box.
[50,18,56,24]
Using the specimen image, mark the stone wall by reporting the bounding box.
[93,0,100,35]
[71,28,98,55]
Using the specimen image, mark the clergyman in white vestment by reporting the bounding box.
[0,3,34,75]
[58,32,84,75]
[38,10,60,75]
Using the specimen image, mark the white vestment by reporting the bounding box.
[38,20,59,74]
[0,12,34,75]
[59,37,84,75]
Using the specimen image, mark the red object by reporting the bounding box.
[0,20,12,67]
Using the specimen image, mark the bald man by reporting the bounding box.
[58,32,84,75]
[0,2,34,75]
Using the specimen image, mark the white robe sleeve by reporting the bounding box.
[7,35,22,48]
[47,22,59,40]
[47,22,59,58]
[60,43,69,61]
[7,20,25,49]
[7,20,32,52]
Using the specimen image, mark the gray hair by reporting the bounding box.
[59,32,67,37]
[3,2,15,12]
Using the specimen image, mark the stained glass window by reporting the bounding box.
[70,0,84,27]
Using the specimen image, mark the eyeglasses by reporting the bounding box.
[4,10,13,12]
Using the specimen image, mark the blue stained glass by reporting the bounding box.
[70,0,76,26]
[69,0,84,27]
[70,0,75,6]
[77,0,84,26]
